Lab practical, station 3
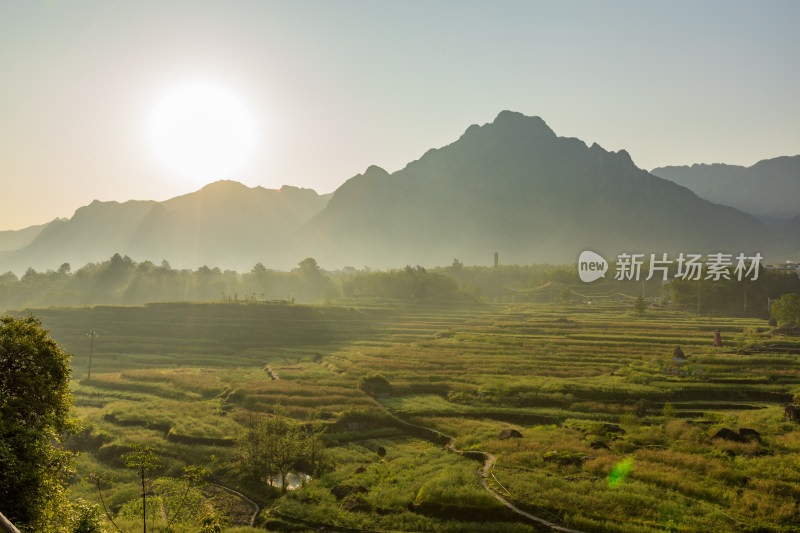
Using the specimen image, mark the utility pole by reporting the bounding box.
[696,283,701,316]
[86,330,99,380]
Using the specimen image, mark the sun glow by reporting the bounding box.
[146,81,258,183]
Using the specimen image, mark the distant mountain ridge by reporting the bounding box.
[297,111,773,266]
[0,111,793,274]
[652,156,800,218]
[0,220,60,252]
[0,182,330,273]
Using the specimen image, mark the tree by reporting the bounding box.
[297,257,331,302]
[21,266,38,284]
[298,257,323,279]
[0,315,76,530]
[88,472,123,533]
[358,373,392,396]
[771,293,800,327]
[157,466,208,532]
[270,417,302,493]
[124,444,160,533]
[237,411,307,494]
[633,295,647,314]
[303,412,328,478]
[117,465,208,532]
[92,460,209,533]
[0,271,19,284]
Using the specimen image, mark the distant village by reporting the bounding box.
[765,261,800,276]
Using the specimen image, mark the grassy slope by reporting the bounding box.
[12,299,800,532]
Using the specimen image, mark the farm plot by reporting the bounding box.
[16,299,800,531]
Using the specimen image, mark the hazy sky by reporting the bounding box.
[1,1,798,230]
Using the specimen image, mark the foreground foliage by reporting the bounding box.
[0,315,76,531]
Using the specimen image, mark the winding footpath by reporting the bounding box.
[216,408,585,531]
[210,482,260,527]
[388,412,586,533]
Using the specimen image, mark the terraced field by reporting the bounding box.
[14,299,800,532]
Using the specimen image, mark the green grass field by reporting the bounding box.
[12,299,800,532]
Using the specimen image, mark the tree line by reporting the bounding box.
[669,271,800,317]
[0,254,582,309]
[0,254,339,308]
[3,253,798,316]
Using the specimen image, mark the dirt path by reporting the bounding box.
[264,364,279,380]
[210,482,260,526]
[388,412,586,533]
[478,451,584,533]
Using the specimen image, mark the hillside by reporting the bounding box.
[299,111,773,267]
[0,199,157,271]
[0,220,57,252]
[125,181,329,269]
[652,155,800,219]
[0,182,330,273]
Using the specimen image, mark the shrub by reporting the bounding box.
[542,450,589,466]
[771,293,800,326]
[70,500,105,533]
[358,373,392,396]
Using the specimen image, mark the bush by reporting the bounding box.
[357,373,392,396]
[335,407,392,429]
[771,293,800,326]
[70,500,105,533]
[542,450,588,466]
[66,424,114,452]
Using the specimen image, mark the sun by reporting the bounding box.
[146,81,257,184]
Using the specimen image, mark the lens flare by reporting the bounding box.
[607,457,634,488]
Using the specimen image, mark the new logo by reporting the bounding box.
[578,250,608,283]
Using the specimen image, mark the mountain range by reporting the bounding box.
[651,156,800,219]
[0,183,329,273]
[298,111,773,267]
[0,111,795,274]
